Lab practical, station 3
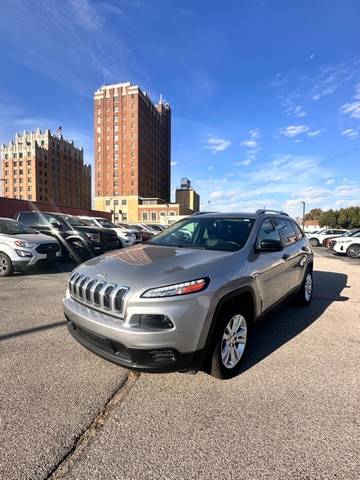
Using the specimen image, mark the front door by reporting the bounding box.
[253,218,289,312]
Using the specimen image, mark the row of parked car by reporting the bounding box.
[0,211,165,277]
[306,228,360,258]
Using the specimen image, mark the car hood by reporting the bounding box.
[73,244,233,290]
[0,233,58,243]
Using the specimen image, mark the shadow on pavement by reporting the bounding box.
[0,320,68,342]
[240,270,348,373]
[13,260,76,276]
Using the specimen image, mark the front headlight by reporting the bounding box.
[85,232,101,243]
[14,240,39,248]
[141,278,210,298]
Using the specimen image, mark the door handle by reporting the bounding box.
[282,253,290,260]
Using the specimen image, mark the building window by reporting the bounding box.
[169,211,175,216]
[151,212,157,222]
[160,211,166,217]
[142,212,148,221]
[114,144,119,151]
[114,116,118,123]
[106,200,110,206]
[114,135,119,141]
[121,199,127,205]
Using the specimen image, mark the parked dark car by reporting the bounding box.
[15,211,119,261]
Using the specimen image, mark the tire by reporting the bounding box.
[346,243,360,259]
[0,253,14,277]
[210,306,251,379]
[296,268,313,306]
[309,238,319,247]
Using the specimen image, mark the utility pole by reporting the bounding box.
[207,200,211,210]
[301,201,306,229]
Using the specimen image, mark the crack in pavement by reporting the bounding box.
[46,371,140,480]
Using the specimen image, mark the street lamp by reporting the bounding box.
[301,201,306,229]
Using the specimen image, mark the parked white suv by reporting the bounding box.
[0,217,61,276]
[332,231,360,258]
[79,216,136,248]
[307,228,348,247]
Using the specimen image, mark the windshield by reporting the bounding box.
[148,217,255,252]
[97,219,118,228]
[0,219,35,235]
[59,216,89,227]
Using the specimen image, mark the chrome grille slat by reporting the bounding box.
[68,272,129,318]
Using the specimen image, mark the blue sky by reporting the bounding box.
[1,0,360,218]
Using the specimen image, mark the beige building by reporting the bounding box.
[175,178,200,213]
[0,129,91,208]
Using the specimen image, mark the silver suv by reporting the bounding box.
[64,210,313,379]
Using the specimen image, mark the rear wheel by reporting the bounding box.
[296,268,313,306]
[309,238,319,247]
[210,307,250,379]
[346,244,360,259]
[0,253,14,277]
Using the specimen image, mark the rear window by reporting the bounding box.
[17,212,40,226]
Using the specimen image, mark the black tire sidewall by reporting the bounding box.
[0,253,13,277]
[310,238,319,247]
[211,307,251,379]
[299,268,313,306]
[347,244,360,258]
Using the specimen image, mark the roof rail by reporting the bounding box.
[256,209,289,216]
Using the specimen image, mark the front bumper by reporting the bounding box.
[13,250,61,267]
[67,320,204,373]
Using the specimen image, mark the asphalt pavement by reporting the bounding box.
[0,252,359,479]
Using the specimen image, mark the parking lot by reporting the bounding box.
[0,251,359,479]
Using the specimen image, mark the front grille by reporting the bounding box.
[68,272,129,318]
[101,233,118,244]
[36,242,60,253]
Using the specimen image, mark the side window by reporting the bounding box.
[277,219,297,245]
[292,221,304,240]
[18,212,39,226]
[257,219,281,242]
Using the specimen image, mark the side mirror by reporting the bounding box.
[255,239,283,253]
[50,221,62,229]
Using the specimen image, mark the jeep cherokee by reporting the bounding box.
[64,210,313,379]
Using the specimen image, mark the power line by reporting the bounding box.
[252,145,360,190]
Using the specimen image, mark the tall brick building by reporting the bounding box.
[0,129,91,209]
[94,82,171,221]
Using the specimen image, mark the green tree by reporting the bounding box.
[319,209,338,228]
[304,208,323,221]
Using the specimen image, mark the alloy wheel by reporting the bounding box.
[221,314,247,369]
[348,245,360,258]
[304,272,313,302]
[0,256,8,272]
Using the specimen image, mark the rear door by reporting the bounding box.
[276,218,303,291]
[254,218,289,312]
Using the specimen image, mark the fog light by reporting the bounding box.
[131,314,174,329]
[15,249,33,257]
[150,350,176,364]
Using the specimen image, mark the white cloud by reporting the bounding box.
[341,128,359,139]
[205,135,231,154]
[279,125,323,139]
[279,125,309,137]
[208,165,213,170]
[239,128,261,166]
[341,101,360,119]
[241,139,257,149]
[171,161,178,166]
[326,179,335,185]
[307,129,322,137]
[340,82,360,119]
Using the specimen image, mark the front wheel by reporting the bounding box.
[346,244,360,259]
[210,308,250,379]
[296,268,313,306]
[0,253,14,277]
